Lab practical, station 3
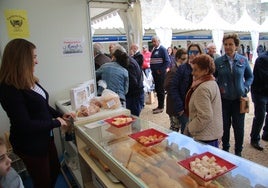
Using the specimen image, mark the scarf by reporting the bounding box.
[185,74,215,117]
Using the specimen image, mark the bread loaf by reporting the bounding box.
[141,148,162,162]
[157,177,183,188]
[147,165,169,178]
[140,172,157,185]
[189,172,212,187]
[132,154,151,168]
[178,175,198,188]
[127,161,143,175]
[138,150,158,165]
[160,164,179,179]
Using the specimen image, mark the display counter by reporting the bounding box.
[76,115,268,188]
[55,100,130,187]
[55,100,131,126]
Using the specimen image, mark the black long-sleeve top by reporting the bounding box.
[0,82,62,156]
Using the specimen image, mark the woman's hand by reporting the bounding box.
[62,112,76,121]
[57,117,70,133]
[57,117,67,126]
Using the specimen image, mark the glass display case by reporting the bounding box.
[76,115,268,188]
[55,100,131,188]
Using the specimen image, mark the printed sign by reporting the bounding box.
[5,9,30,39]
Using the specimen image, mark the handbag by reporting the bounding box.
[240,96,249,113]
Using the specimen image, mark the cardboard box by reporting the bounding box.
[145,92,155,104]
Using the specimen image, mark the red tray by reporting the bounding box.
[178,151,237,181]
[104,115,135,128]
[128,128,168,147]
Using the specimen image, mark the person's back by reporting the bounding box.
[93,43,111,70]
[96,62,129,101]
[251,51,268,95]
[250,51,268,148]
[126,57,144,116]
[94,53,111,70]
[126,57,144,97]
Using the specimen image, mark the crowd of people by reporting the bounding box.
[0,33,268,187]
[93,34,268,156]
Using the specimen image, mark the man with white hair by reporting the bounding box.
[207,42,220,60]
[150,35,170,114]
[130,43,143,68]
[93,43,111,70]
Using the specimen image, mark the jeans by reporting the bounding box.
[221,98,245,154]
[178,113,189,133]
[200,139,219,148]
[169,115,180,132]
[126,92,144,116]
[250,93,268,142]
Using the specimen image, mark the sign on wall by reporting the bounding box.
[4,9,30,39]
[62,38,85,56]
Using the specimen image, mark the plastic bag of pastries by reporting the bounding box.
[99,89,121,109]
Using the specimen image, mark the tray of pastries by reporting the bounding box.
[178,151,237,182]
[128,128,168,147]
[104,115,135,128]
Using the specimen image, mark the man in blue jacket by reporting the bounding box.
[150,36,170,114]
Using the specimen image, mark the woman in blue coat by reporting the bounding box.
[214,33,253,157]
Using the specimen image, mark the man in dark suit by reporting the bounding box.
[130,43,144,68]
[250,50,268,150]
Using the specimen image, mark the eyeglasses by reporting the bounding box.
[188,50,200,55]
[180,58,187,61]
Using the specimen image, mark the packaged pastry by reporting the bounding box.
[76,103,100,117]
[99,89,121,109]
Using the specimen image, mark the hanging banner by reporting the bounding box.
[4,9,30,39]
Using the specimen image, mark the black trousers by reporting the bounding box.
[15,138,61,188]
[152,69,166,109]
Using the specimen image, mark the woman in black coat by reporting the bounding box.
[0,39,73,188]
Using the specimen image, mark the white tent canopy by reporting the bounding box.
[90,0,268,56]
[92,11,123,29]
[91,0,267,33]
[260,17,268,32]
[198,7,234,31]
[233,9,262,32]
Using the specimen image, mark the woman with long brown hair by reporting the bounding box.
[0,38,72,188]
